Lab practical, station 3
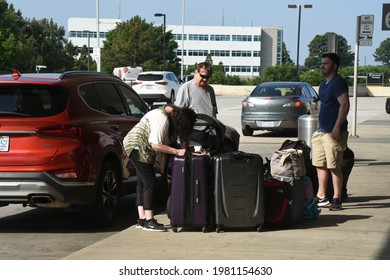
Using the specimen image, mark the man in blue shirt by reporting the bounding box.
[312,53,350,211]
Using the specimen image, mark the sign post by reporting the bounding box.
[351,15,374,137]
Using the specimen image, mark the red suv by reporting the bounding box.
[0,70,151,226]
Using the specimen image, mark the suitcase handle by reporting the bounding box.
[229,151,250,163]
[195,179,199,203]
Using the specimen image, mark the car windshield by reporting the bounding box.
[137,74,164,81]
[250,85,299,97]
[0,85,68,117]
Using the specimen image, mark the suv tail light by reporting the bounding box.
[155,81,168,85]
[36,125,83,137]
[132,81,142,85]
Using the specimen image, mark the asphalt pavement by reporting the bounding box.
[64,99,390,261]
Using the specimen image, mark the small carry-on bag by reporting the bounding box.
[264,178,291,227]
[167,154,211,233]
[386,98,390,114]
[264,176,306,227]
[213,151,264,232]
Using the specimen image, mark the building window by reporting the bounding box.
[252,66,260,72]
[176,49,187,56]
[277,29,283,65]
[172,34,187,40]
[232,50,252,57]
[68,30,105,39]
[232,35,252,42]
[253,51,261,57]
[188,34,209,41]
[210,34,230,41]
[231,66,252,72]
[254,35,261,42]
[210,50,230,57]
[188,50,208,56]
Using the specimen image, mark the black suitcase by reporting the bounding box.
[386,98,390,114]
[168,154,211,232]
[213,151,264,232]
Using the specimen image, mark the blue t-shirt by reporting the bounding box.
[318,74,349,133]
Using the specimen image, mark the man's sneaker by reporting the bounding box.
[329,199,342,211]
[143,219,166,232]
[315,197,330,207]
[135,218,145,229]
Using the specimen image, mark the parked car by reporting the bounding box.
[132,71,181,105]
[241,81,320,136]
[178,74,194,84]
[0,70,156,226]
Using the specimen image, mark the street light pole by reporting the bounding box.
[181,0,185,77]
[96,0,101,72]
[154,13,166,71]
[288,4,312,76]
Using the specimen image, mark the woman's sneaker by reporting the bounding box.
[135,218,145,229]
[329,199,342,211]
[315,197,330,207]
[143,219,166,232]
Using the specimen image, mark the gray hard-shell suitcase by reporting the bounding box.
[213,151,264,232]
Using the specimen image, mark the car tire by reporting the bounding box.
[242,127,254,136]
[83,162,120,227]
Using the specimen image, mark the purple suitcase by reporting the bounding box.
[168,154,211,232]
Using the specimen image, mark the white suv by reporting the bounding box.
[132,71,181,105]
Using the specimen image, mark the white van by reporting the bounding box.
[113,66,142,86]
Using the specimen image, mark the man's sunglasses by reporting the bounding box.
[199,73,211,79]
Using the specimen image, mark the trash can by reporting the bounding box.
[298,115,318,149]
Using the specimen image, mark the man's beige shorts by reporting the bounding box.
[311,131,348,169]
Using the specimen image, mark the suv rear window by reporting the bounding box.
[137,74,164,81]
[0,85,68,117]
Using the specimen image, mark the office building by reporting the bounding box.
[67,18,282,76]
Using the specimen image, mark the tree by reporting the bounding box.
[0,1,76,72]
[0,2,31,71]
[23,18,76,72]
[373,38,390,65]
[101,16,179,73]
[209,61,226,84]
[74,45,97,71]
[304,33,354,70]
[260,62,297,82]
[299,69,323,86]
[282,41,293,64]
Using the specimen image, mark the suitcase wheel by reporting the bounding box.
[172,227,178,233]
[202,226,207,233]
[256,225,263,232]
[216,225,222,233]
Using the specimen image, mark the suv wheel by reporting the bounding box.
[83,162,120,226]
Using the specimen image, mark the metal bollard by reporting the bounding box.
[298,115,318,149]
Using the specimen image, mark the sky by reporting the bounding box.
[7,0,390,66]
